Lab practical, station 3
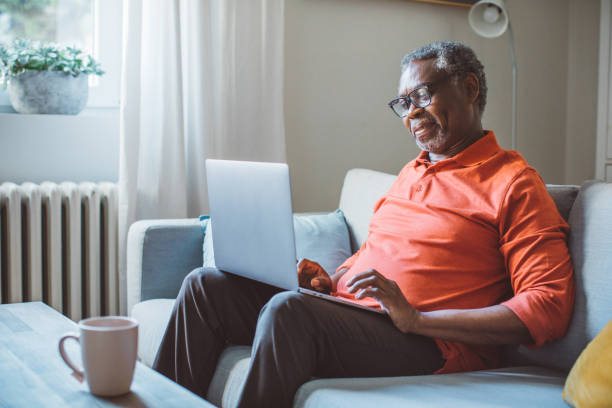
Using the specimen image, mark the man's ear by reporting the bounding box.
[463,72,479,105]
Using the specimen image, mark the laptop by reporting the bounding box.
[205,159,385,315]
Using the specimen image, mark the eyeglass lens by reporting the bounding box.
[391,87,432,117]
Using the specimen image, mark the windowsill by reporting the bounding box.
[0,104,120,183]
[0,104,119,117]
[0,104,16,113]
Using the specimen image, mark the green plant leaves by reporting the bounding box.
[0,38,104,88]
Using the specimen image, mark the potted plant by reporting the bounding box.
[0,39,104,115]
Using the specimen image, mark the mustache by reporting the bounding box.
[409,114,439,135]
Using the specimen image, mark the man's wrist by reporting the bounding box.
[412,310,427,334]
[331,267,349,291]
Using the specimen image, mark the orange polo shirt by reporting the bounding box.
[334,131,575,374]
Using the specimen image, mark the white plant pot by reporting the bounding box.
[8,70,89,115]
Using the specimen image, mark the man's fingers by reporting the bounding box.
[353,288,393,313]
[298,262,317,279]
[345,269,383,286]
[298,258,330,291]
[298,259,326,276]
[347,275,378,292]
[345,270,373,286]
[354,287,378,298]
[347,274,388,293]
[311,277,332,294]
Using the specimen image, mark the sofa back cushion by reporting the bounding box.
[544,184,580,222]
[505,181,612,372]
[338,168,579,254]
[338,168,608,372]
[339,169,396,253]
[201,210,353,276]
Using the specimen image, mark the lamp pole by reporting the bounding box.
[469,0,517,151]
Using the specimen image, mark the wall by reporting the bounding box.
[565,0,600,185]
[0,0,600,205]
[284,0,599,212]
[0,108,119,184]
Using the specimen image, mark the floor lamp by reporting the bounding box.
[469,0,517,151]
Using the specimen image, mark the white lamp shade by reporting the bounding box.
[469,0,509,38]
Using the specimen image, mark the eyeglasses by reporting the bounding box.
[388,74,454,118]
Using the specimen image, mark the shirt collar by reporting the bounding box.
[414,130,501,168]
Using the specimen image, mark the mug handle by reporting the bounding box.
[58,333,85,383]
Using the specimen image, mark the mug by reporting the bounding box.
[58,316,139,397]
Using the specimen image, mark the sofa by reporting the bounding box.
[127,168,612,407]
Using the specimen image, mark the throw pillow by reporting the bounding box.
[199,210,352,275]
[562,317,612,407]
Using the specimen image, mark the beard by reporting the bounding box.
[413,125,449,154]
[410,111,449,154]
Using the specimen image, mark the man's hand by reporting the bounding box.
[346,269,420,333]
[297,259,332,294]
[346,269,534,345]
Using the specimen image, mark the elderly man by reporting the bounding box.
[153,41,574,408]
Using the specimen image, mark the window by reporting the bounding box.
[0,0,122,109]
[0,0,94,49]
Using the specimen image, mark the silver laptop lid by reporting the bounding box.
[205,159,299,290]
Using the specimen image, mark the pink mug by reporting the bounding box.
[59,316,139,396]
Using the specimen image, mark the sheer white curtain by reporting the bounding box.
[118,0,285,314]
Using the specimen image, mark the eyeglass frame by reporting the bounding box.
[387,73,458,118]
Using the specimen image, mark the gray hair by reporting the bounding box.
[400,41,487,114]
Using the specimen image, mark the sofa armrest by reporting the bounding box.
[127,218,203,314]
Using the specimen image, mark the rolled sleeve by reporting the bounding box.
[498,168,575,347]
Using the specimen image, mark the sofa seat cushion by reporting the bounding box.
[131,299,175,367]
[207,346,252,408]
[294,366,567,408]
[206,347,566,408]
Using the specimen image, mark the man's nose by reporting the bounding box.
[402,103,422,128]
[406,102,422,118]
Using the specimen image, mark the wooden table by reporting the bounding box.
[0,302,215,407]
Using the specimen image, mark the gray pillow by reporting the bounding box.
[200,210,352,275]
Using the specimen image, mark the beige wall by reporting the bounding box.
[565,0,600,185]
[284,0,600,211]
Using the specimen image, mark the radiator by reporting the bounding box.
[0,182,119,321]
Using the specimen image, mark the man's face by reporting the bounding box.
[399,59,474,155]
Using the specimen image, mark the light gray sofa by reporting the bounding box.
[127,168,612,408]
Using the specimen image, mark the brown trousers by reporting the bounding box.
[153,267,444,408]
